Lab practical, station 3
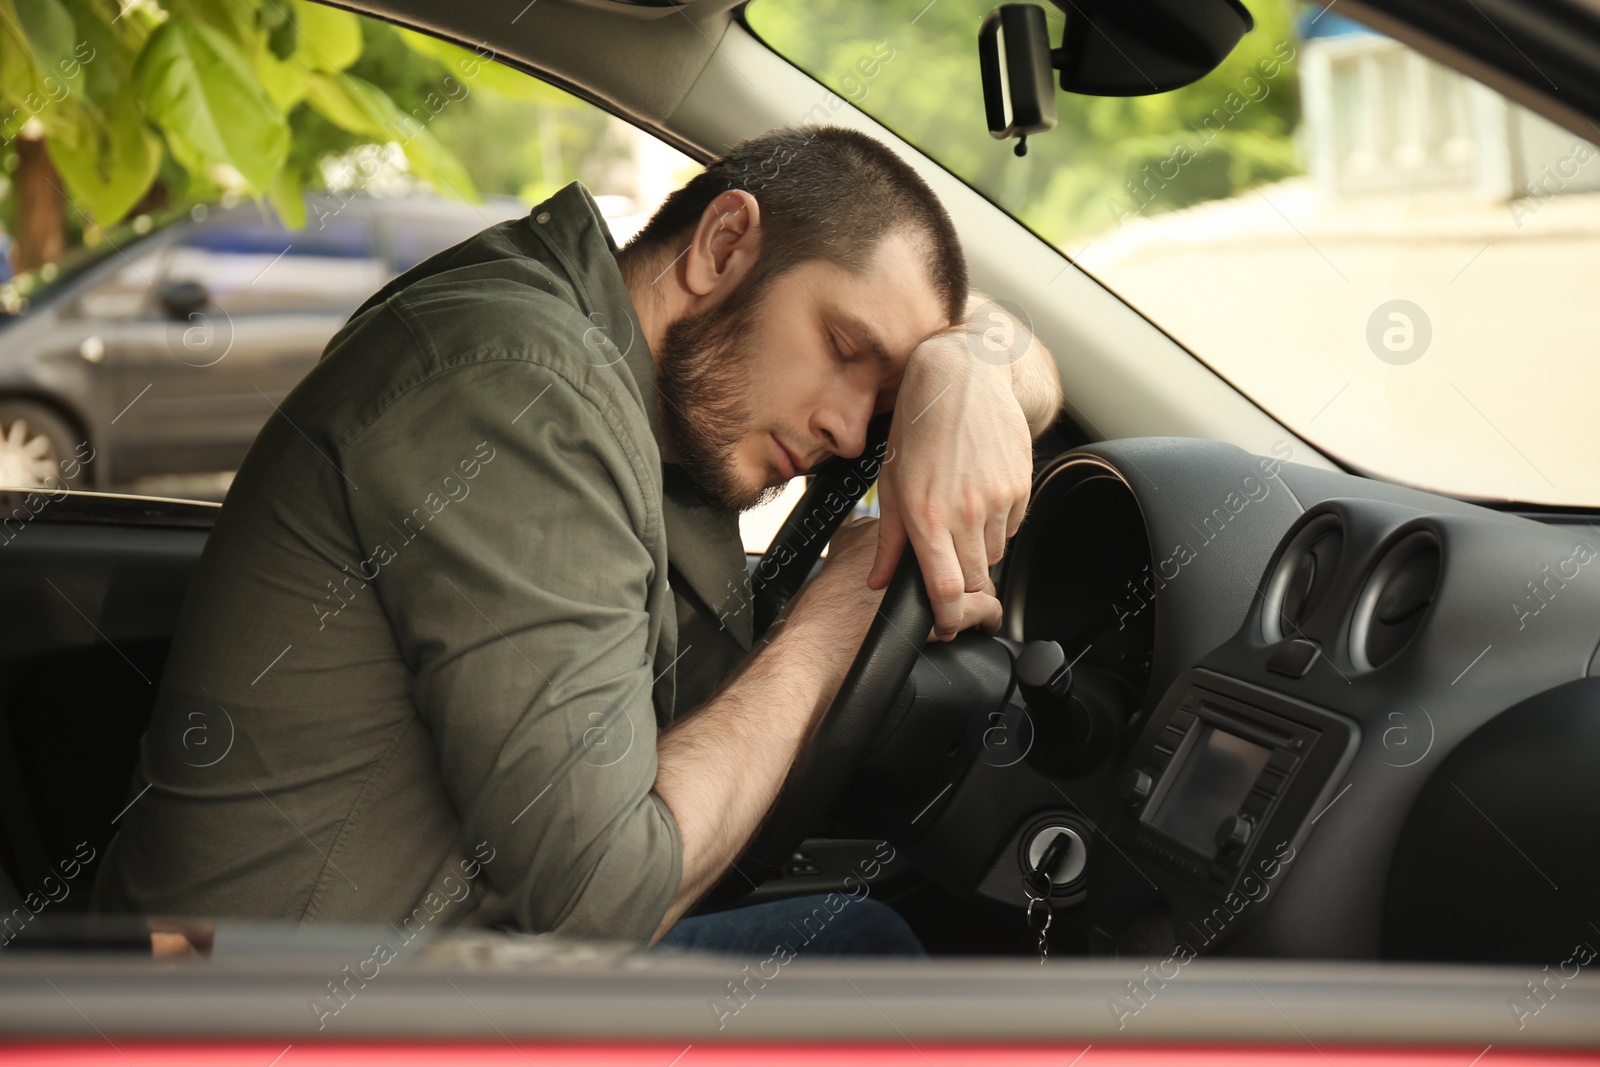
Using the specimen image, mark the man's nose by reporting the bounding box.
[814,390,874,460]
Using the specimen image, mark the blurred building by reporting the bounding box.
[1299,14,1600,202]
[1076,17,1600,506]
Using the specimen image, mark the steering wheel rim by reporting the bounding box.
[735,545,935,879]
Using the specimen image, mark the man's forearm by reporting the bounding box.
[648,605,855,942]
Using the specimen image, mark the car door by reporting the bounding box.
[103,209,384,480]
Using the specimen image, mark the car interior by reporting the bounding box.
[2,0,1599,989]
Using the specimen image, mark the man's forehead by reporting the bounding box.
[812,233,951,357]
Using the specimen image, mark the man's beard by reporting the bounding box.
[655,276,788,514]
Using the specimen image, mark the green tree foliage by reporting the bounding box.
[745,0,1304,244]
[0,0,572,252]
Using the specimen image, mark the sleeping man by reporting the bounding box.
[93,126,1062,956]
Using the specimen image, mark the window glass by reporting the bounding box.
[1,230,163,319]
[0,9,701,508]
[74,247,168,320]
[162,214,384,316]
[747,1,1600,507]
[388,215,488,272]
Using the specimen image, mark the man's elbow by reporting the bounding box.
[1019,338,1065,438]
[963,289,1064,438]
[480,792,682,946]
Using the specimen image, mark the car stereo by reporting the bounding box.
[1111,674,1358,899]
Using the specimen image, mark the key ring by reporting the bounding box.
[1026,895,1052,964]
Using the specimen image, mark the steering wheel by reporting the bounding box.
[694,412,932,895]
[733,545,935,883]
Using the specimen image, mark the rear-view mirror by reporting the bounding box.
[1055,0,1255,96]
[979,4,1058,152]
[980,0,1256,149]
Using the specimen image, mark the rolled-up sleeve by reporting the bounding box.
[341,352,682,943]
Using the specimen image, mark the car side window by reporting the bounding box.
[73,249,169,320]
[1,10,699,507]
[387,216,488,272]
[161,215,385,317]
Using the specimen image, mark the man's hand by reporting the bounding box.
[802,516,1000,673]
[868,328,1033,641]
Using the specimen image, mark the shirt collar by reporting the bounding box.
[524,183,754,651]
[523,182,664,451]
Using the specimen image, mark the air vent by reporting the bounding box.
[1262,514,1344,643]
[1351,531,1442,671]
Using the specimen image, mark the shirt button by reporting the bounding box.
[535,211,551,224]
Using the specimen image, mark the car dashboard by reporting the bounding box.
[899,436,1600,963]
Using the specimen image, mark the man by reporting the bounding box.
[92,127,1062,954]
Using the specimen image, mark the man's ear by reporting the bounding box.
[683,189,761,300]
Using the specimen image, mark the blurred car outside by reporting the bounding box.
[0,191,652,501]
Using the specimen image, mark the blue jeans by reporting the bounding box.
[655,892,925,957]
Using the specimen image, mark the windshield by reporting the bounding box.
[746,0,1600,508]
[0,234,130,317]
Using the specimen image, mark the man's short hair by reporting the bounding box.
[623,126,968,322]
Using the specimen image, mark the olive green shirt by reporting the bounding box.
[91,183,754,944]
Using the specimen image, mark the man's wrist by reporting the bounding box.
[908,327,1014,396]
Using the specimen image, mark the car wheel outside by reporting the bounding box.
[0,401,81,490]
